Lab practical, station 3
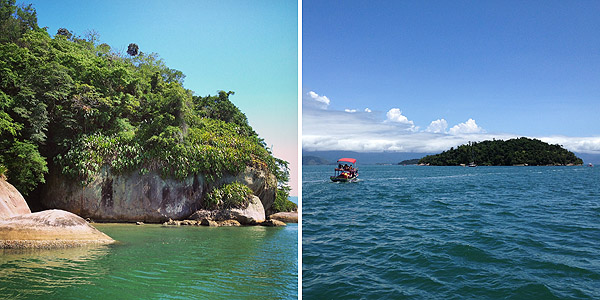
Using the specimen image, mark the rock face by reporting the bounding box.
[0,210,114,249]
[269,211,298,223]
[0,178,31,218]
[42,166,276,222]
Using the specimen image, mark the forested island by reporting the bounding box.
[0,1,296,223]
[419,138,583,166]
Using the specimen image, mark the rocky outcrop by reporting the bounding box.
[42,166,276,222]
[0,178,114,249]
[269,211,298,223]
[0,178,31,218]
[0,210,114,249]
[188,195,266,225]
[260,219,287,227]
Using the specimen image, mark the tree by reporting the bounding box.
[56,27,72,39]
[127,43,139,56]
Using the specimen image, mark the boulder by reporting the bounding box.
[190,195,266,225]
[0,178,31,219]
[268,211,298,223]
[260,219,287,227]
[0,209,114,249]
[42,166,276,222]
[200,218,218,227]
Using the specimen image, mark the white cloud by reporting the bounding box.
[448,118,483,135]
[301,89,600,154]
[539,136,600,154]
[345,109,357,113]
[304,91,330,109]
[386,108,414,125]
[426,119,448,133]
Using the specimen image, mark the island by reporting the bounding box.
[0,0,296,240]
[419,137,583,166]
[302,156,331,165]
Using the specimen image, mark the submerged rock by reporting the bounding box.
[0,209,114,249]
[268,211,298,223]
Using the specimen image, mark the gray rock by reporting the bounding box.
[269,211,298,223]
[190,195,266,225]
[260,219,287,227]
[42,166,276,222]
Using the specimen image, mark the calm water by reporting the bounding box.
[303,165,600,299]
[0,223,297,299]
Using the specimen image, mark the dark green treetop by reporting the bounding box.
[419,137,583,166]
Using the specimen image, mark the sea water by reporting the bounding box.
[0,223,297,299]
[303,165,600,299]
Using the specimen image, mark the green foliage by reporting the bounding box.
[0,2,289,197]
[205,182,253,210]
[272,186,297,213]
[0,139,47,195]
[0,165,7,177]
[419,138,584,166]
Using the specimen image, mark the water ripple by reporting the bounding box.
[303,165,600,299]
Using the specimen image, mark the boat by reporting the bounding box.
[467,141,477,167]
[330,158,358,182]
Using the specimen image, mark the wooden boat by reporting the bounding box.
[331,158,358,182]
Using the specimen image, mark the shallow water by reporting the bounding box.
[0,223,297,299]
[302,165,600,299]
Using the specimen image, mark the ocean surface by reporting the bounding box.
[0,223,297,299]
[303,165,600,299]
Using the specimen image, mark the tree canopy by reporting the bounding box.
[419,137,583,166]
[0,1,292,212]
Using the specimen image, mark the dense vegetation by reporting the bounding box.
[205,182,253,210]
[0,1,294,212]
[419,138,583,166]
[398,159,420,165]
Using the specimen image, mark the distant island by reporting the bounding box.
[398,159,421,165]
[303,156,331,165]
[419,137,583,166]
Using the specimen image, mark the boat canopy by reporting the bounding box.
[337,158,357,164]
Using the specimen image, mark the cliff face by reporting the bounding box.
[41,166,277,222]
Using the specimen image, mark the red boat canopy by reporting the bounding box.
[337,158,357,164]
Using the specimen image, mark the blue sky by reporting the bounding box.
[28,0,299,194]
[303,0,600,154]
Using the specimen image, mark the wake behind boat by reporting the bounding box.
[331,158,358,182]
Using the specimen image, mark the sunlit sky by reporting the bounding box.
[303,0,600,155]
[29,0,299,195]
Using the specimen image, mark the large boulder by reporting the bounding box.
[0,178,31,218]
[0,209,114,249]
[269,211,298,223]
[42,166,276,222]
[189,195,266,225]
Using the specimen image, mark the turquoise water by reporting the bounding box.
[303,165,600,299]
[0,224,297,299]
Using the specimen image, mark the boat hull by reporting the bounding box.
[330,176,358,183]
